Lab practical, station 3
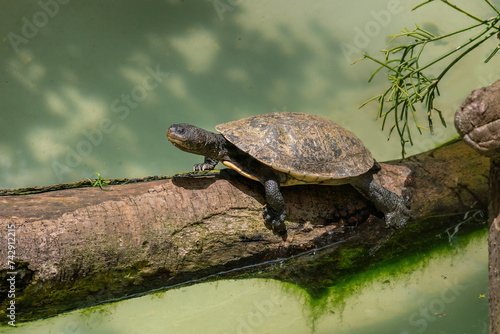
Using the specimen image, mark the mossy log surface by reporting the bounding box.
[0,139,490,323]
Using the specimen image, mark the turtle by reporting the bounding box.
[167,112,410,236]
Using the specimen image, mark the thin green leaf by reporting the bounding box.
[412,0,434,11]
[359,94,382,109]
[434,108,447,127]
[485,0,500,15]
[485,44,500,63]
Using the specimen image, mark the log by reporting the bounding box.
[0,139,490,323]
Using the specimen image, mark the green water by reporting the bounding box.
[1,1,495,332]
[1,0,498,189]
[0,230,488,334]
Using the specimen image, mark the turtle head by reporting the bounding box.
[167,123,222,158]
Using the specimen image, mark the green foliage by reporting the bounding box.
[87,172,111,191]
[356,0,500,157]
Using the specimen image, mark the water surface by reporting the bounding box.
[1,230,488,334]
[1,0,497,188]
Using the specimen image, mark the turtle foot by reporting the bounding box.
[193,163,212,171]
[263,206,287,236]
[193,157,219,171]
[385,202,412,228]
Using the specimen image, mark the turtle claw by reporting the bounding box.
[193,157,219,172]
[263,206,287,236]
[193,163,210,171]
[385,202,412,228]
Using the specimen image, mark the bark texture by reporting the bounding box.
[455,79,500,334]
[491,156,500,333]
[0,140,490,323]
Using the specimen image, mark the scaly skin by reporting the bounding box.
[168,123,288,236]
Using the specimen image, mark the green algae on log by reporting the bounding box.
[3,229,487,334]
[0,175,173,196]
[0,139,490,324]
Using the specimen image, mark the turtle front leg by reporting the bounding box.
[262,178,287,236]
[193,157,219,171]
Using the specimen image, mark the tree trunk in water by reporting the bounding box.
[454,79,500,333]
[490,156,500,333]
[0,139,490,323]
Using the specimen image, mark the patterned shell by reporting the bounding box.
[215,112,374,179]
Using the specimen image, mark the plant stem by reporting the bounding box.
[485,0,500,15]
[358,0,500,157]
[440,0,484,23]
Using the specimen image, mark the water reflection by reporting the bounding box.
[1,231,487,334]
[2,1,497,188]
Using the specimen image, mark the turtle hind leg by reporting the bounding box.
[262,178,287,237]
[193,157,219,171]
[350,173,411,228]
